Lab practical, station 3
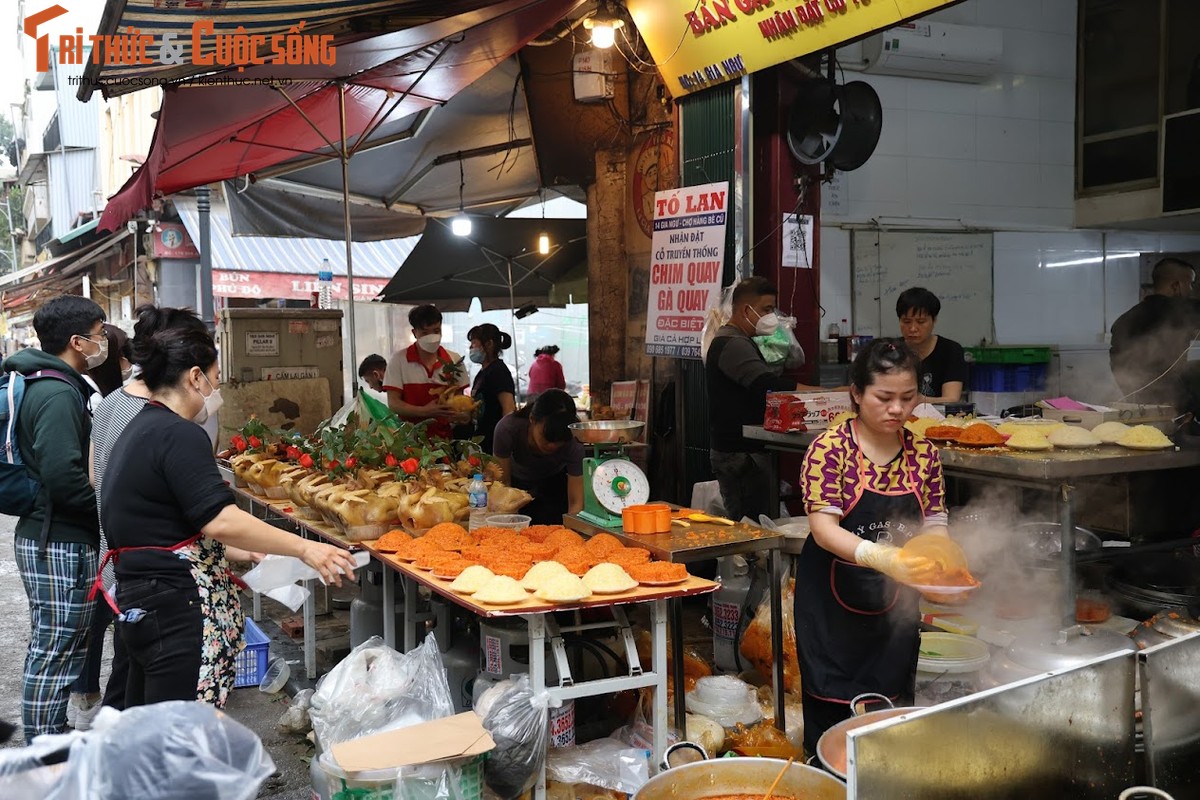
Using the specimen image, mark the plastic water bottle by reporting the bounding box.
[827,319,840,339]
[468,473,489,531]
[711,556,751,673]
[317,259,333,309]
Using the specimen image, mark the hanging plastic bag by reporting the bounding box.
[309,633,454,748]
[753,314,805,369]
[44,702,275,800]
[699,285,735,363]
[476,674,550,800]
[738,565,801,695]
[0,732,75,800]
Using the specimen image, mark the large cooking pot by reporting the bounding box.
[815,694,925,781]
[634,757,845,800]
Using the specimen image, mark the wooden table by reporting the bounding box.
[563,512,787,733]
[741,425,1200,627]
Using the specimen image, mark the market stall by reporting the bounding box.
[743,423,1200,627]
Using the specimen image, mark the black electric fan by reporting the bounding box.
[786,79,883,171]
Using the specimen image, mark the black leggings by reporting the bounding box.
[115,578,204,708]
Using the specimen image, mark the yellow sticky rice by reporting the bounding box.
[1116,425,1173,448]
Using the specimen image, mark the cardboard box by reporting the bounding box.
[330,712,495,774]
[766,391,852,429]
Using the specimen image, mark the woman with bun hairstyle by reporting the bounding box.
[492,388,584,524]
[467,323,516,453]
[100,324,358,708]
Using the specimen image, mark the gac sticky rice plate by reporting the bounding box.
[1046,425,1101,448]
[1091,421,1131,443]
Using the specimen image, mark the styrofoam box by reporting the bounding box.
[967,391,1041,416]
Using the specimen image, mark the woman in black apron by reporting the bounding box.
[795,339,948,758]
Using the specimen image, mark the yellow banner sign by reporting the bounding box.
[627,0,961,96]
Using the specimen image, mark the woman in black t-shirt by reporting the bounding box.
[468,323,516,453]
[101,327,357,709]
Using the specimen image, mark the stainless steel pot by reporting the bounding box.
[815,694,925,781]
[633,757,845,800]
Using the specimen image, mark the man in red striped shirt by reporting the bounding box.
[383,304,468,438]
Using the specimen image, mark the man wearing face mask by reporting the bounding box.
[2,295,107,740]
[704,277,799,522]
[383,304,469,439]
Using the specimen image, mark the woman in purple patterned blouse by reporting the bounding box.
[794,339,950,757]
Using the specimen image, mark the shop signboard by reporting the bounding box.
[150,223,200,259]
[628,0,962,97]
[645,181,729,359]
[212,270,389,301]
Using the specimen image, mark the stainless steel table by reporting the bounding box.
[742,426,1200,628]
[563,513,787,733]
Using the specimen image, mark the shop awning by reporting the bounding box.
[0,231,131,291]
[174,197,416,281]
[79,0,502,101]
[97,0,580,233]
[55,218,99,246]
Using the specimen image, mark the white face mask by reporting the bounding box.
[193,372,223,424]
[121,366,134,382]
[80,334,109,370]
[750,307,780,337]
[416,333,441,353]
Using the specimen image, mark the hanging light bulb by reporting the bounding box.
[583,2,623,49]
[452,154,471,237]
[537,232,550,255]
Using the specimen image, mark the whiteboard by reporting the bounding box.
[852,231,993,347]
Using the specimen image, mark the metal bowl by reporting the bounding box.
[634,756,845,800]
[569,420,645,444]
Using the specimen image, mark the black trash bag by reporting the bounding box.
[476,675,549,800]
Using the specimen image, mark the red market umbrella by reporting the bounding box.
[99,0,583,376]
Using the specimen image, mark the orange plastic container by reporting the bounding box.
[622,503,672,534]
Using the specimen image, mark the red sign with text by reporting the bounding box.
[212,270,388,301]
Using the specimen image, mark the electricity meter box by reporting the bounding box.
[217,309,345,437]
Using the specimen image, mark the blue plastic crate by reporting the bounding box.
[234,618,270,688]
[970,363,1046,392]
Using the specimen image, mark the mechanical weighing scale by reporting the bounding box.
[569,420,650,528]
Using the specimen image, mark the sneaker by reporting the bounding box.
[69,694,101,732]
[66,694,80,728]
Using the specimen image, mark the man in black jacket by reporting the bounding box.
[3,295,105,740]
[1110,257,1199,407]
[705,277,797,521]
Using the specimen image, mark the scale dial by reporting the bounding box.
[590,459,650,514]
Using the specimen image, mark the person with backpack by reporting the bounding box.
[1,295,107,741]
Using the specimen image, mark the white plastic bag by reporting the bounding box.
[44,701,275,800]
[546,738,651,795]
[309,633,454,748]
[699,285,735,363]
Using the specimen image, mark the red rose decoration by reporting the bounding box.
[248,435,262,449]
[468,455,481,467]
[327,459,340,471]
[286,446,301,460]
[232,435,247,453]
[345,456,358,469]
[400,458,419,475]
[299,454,314,469]
[385,454,398,467]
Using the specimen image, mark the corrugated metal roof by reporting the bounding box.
[175,198,416,279]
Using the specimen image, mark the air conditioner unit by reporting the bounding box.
[862,21,1002,83]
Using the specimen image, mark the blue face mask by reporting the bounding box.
[468,348,485,364]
